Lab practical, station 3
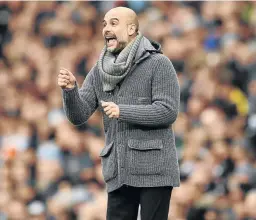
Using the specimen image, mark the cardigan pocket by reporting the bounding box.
[127,139,164,175]
[100,141,117,182]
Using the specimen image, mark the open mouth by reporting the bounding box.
[105,36,117,46]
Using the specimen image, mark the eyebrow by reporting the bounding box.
[102,18,119,23]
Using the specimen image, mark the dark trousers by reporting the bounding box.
[107,185,173,220]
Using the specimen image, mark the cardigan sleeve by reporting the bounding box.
[62,66,98,126]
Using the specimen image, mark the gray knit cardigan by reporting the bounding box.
[62,36,180,192]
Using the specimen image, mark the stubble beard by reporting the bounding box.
[107,40,127,54]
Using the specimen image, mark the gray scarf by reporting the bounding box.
[98,33,143,92]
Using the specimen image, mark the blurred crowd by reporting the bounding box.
[0,1,256,220]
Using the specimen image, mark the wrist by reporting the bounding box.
[63,82,76,91]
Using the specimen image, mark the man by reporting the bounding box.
[58,7,180,220]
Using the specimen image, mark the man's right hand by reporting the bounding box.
[58,67,76,89]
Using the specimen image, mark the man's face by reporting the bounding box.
[102,10,130,54]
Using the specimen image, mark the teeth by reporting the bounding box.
[106,38,116,43]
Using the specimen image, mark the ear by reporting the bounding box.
[128,24,136,36]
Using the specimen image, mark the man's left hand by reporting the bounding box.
[101,101,120,119]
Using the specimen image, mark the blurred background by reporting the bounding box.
[0,1,256,220]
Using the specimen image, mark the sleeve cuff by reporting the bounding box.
[118,104,131,121]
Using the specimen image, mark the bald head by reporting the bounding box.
[106,7,139,33]
[102,7,139,53]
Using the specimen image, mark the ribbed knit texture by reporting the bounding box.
[98,33,143,92]
[62,36,180,193]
